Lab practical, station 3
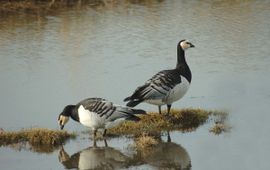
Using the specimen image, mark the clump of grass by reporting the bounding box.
[0,128,76,147]
[133,134,159,151]
[108,108,226,136]
[129,134,160,155]
[209,123,232,135]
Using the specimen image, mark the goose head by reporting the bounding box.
[58,105,73,130]
[179,39,195,50]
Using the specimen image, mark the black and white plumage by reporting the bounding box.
[59,144,132,170]
[58,98,146,138]
[124,40,195,115]
[141,132,191,169]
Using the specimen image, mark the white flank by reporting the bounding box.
[145,99,164,105]
[145,76,190,105]
[78,105,105,130]
[166,75,190,104]
[105,118,126,129]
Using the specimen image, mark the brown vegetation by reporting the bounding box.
[134,134,159,150]
[108,108,228,136]
[0,108,228,153]
[0,0,164,14]
[0,128,76,147]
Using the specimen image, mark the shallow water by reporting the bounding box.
[0,0,270,169]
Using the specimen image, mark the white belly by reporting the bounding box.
[145,76,190,105]
[78,105,105,130]
[105,118,126,129]
[165,76,190,104]
[145,99,164,105]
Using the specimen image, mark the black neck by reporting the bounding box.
[69,105,80,122]
[176,46,192,83]
[176,46,187,68]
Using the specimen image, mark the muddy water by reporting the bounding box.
[0,0,270,169]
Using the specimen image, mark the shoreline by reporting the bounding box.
[0,0,107,14]
[0,108,229,153]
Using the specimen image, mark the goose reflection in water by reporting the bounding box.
[137,132,192,170]
[58,132,191,169]
[58,139,132,170]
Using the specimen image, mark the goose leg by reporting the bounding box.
[104,138,108,147]
[158,105,162,114]
[93,129,97,140]
[93,139,97,147]
[167,131,171,142]
[167,104,171,115]
[102,129,107,138]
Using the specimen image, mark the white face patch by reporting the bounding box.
[58,115,69,126]
[180,40,191,50]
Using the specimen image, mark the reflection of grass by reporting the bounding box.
[0,128,76,150]
[108,108,228,136]
[0,108,228,153]
[134,134,159,150]
[209,123,232,135]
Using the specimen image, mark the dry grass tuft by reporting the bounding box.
[209,123,232,135]
[134,134,159,150]
[108,108,224,136]
[0,128,76,147]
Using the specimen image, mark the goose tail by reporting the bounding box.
[126,100,142,107]
[126,115,141,121]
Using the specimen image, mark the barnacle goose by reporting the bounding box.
[142,132,191,169]
[124,40,195,115]
[59,144,131,169]
[58,98,146,138]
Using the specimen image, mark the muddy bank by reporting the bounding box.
[0,0,162,15]
[0,0,96,14]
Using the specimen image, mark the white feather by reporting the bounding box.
[145,76,190,105]
[166,75,190,104]
[105,118,126,129]
[78,105,105,130]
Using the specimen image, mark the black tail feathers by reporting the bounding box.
[126,115,141,122]
[123,96,131,102]
[126,100,142,107]
[131,108,146,115]
[125,108,146,122]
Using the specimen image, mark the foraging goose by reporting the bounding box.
[124,40,194,115]
[58,98,146,138]
[59,144,132,170]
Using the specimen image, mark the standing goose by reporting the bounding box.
[124,40,195,115]
[58,98,146,138]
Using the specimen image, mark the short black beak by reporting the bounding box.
[60,125,64,130]
[190,43,195,48]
